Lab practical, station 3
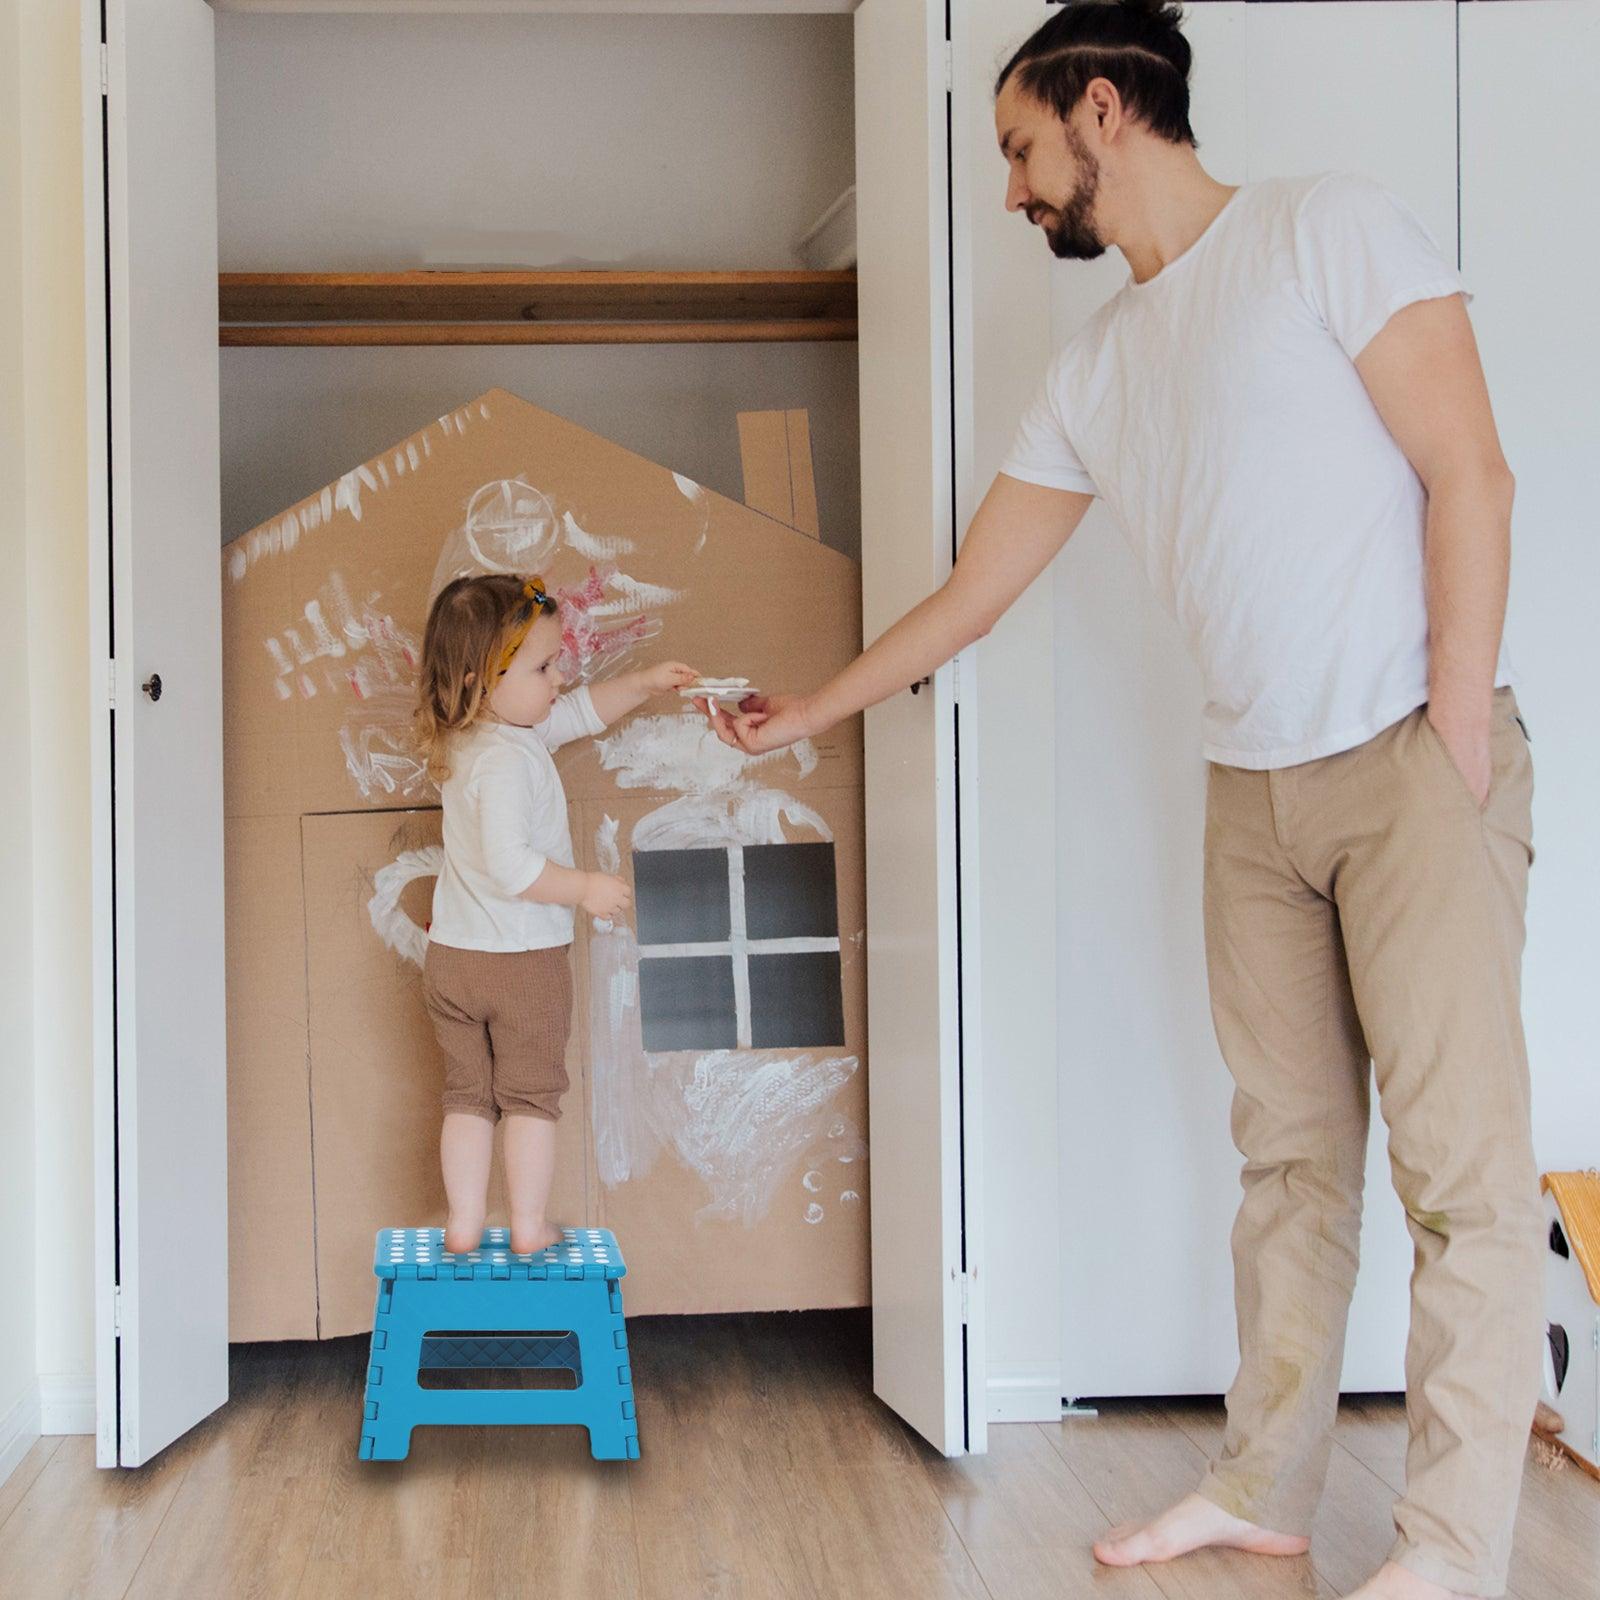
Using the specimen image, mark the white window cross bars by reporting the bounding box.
[633,844,840,1050]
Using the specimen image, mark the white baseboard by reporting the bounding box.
[38,1373,95,1436]
[0,1384,43,1492]
[987,1363,1065,1424]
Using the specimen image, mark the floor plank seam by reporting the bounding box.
[913,1447,1003,1600]
[113,1450,194,1600]
[0,1435,62,1536]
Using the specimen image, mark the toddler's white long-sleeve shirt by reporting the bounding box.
[428,687,606,952]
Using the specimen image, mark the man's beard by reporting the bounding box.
[1030,130,1105,261]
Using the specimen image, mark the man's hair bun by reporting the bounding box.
[996,0,1197,148]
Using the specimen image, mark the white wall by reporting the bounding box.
[0,0,42,1488]
[1,0,97,1486]
[1461,0,1600,1168]
[214,12,863,557]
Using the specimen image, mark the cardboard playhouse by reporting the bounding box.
[223,388,869,1340]
[1538,1170,1600,1479]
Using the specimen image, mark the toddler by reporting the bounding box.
[413,573,697,1255]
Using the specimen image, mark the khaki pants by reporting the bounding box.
[1195,689,1543,1597]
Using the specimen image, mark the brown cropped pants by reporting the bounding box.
[1195,689,1543,1597]
[422,942,573,1123]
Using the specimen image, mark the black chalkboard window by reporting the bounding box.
[633,847,731,944]
[631,840,845,1054]
[748,951,846,1048]
[637,955,739,1052]
[743,842,839,939]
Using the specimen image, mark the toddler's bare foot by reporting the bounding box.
[443,1216,484,1255]
[1339,1562,1467,1600]
[510,1216,563,1255]
[1093,1492,1310,1567]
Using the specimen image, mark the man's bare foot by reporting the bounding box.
[1339,1562,1467,1600]
[510,1216,563,1255]
[1093,1492,1311,1567]
[443,1216,484,1254]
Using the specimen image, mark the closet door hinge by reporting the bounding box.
[99,43,108,98]
[107,659,116,708]
[944,39,953,94]
[113,1285,123,1336]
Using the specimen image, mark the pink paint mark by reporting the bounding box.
[554,565,659,684]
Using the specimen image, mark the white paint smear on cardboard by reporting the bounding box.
[632,789,831,852]
[597,712,817,796]
[264,570,427,801]
[562,510,633,563]
[367,845,444,967]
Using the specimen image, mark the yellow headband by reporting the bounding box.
[495,576,558,677]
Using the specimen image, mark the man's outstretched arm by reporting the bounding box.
[706,472,1093,755]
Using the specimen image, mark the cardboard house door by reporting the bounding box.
[87,0,229,1466]
[856,0,985,1457]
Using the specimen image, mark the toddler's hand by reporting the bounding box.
[644,661,700,695]
[581,872,633,921]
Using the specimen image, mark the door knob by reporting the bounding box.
[141,674,163,702]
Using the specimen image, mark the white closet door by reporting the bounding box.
[1048,0,1246,1405]
[1051,3,1456,1397]
[91,0,228,1466]
[1460,2,1600,1180]
[855,0,981,1455]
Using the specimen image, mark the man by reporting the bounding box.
[702,3,1542,1597]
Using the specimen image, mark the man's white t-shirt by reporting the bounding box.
[428,686,606,952]
[1000,171,1513,770]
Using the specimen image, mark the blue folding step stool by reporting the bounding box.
[359,1226,639,1462]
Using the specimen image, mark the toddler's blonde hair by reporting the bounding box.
[413,573,552,782]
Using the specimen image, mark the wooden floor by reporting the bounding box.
[0,1311,1594,1600]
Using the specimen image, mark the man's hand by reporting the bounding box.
[1426,704,1492,808]
[698,692,815,756]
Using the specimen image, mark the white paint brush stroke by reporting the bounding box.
[259,570,427,801]
[632,789,830,852]
[368,846,444,966]
[671,471,711,552]
[463,479,560,573]
[674,1052,859,1226]
[227,418,464,582]
[597,712,817,796]
[596,814,622,874]
[562,510,633,563]
[584,573,685,618]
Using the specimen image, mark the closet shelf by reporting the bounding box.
[219,270,858,346]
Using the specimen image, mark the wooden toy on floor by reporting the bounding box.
[1538,1169,1600,1480]
[359,1226,638,1461]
